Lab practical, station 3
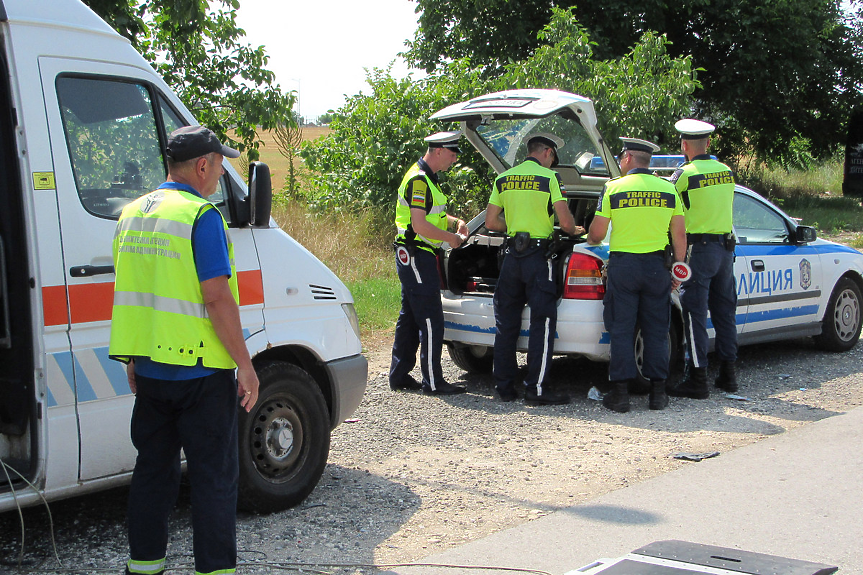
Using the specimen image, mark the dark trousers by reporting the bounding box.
[127,370,239,575]
[681,241,738,368]
[603,252,671,382]
[493,247,558,394]
[390,247,446,390]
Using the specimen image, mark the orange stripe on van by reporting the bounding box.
[42,285,69,326]
[69,282,115,324]
[238,269,264,306]
[43,269,263,326]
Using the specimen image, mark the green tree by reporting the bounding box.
[83,0,294,154]
[406,0,863,165]
[300,12,698,219]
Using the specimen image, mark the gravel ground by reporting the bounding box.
[2,336,863,574]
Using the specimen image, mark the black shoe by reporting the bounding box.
[714,360,738,393]
[668,365,709,399]
[422,381,467,395]
[649,380,668,410]
[524,387,570,406]
[602,381,630,413]
[497,386,518,402]
[390,375,422,391]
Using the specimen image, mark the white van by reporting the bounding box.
[0,0,367,513]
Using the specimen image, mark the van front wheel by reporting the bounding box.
[237,361,330,513]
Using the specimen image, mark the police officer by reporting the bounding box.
[485,133,579,405]
[110,126,260,575]
[587,138,686,412]
[391,131,469,395]
[667,119,739,399]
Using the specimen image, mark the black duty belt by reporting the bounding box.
[609,250,664,258]
[687,233,728,244]
[506,237,551,249]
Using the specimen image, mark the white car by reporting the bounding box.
[434,89,863,381]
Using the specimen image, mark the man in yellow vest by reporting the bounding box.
[110,125,259,575]
[667,119,739,400]
[391,131,469,395]
[587,138,687,412]
[485,133,579,405]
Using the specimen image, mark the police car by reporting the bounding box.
[434,89,863,379]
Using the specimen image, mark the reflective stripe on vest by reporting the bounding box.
[109,188,238,369]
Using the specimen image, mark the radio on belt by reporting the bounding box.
[570,540,838,574]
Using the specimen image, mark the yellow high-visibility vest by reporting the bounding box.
[109,188,238,369]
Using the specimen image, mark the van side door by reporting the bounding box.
[39,58,167,481]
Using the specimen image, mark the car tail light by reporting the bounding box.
[563,252,605,300]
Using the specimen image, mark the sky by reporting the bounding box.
[235,0,423,120]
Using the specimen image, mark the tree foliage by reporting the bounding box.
[406,0,863,165]
[300,10,698,217]
[83,0,294,155]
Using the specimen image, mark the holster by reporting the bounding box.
[724,233,737,252]
[513,231,531,254]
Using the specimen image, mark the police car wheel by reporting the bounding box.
[633,322,680,393]
[814,277,862,352]
[447,343,494,373]
[237,361,330,513]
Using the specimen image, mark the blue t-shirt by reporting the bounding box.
[133,182,232,380]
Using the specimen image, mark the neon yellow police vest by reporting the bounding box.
[673,158,735,234]
[489,158,564,239]
[596,172,683,253]
[109,188,238,369]
[394,162,448,254]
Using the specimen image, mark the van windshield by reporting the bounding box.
[476,116,609,176]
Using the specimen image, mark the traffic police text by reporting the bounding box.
[610,191,677,209]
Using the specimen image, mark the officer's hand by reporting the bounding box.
[450,232,466,248]
[573,226,586,236]
[456,219,469,237]
[237,365,260,412]
[671,278,681,291]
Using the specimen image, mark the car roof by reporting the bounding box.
[430,89,599,127]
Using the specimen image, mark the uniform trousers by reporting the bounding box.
[681,240,738,368]
[603,251,671,382]
[390,246,446,389]
[127,370,239,575]
[493,246,557,395]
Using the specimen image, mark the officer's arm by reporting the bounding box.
[553,199,578,235]
[587,215,610,245]
[485,204,507,233]
[201,275,260,412]
[410,207,464,247]
[670,215,687,262]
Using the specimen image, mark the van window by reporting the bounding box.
[158,95,233,224]
[57,76,166,219]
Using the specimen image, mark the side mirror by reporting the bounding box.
[246,161,272,228]
[795,225,817,244]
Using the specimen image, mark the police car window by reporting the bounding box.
[475,115,606,175]
[733,192,790,244]
[158,96,232,224]
[57,76,165,219]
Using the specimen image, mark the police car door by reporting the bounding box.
[732,190,823,340]
[40,58,166,482]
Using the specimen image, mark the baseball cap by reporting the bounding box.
[165,126,241,162]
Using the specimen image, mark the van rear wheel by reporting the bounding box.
[237,361,330,513]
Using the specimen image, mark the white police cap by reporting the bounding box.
[620,137,660,154]
[425,130,462,153]
[675,118,715,140]
[527,132,564,150]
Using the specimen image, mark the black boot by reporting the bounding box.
[649,379,668,410]
[714,360,738,392]
[602,381,630,413]
[524,386,570,406]
[668,364,709,399]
